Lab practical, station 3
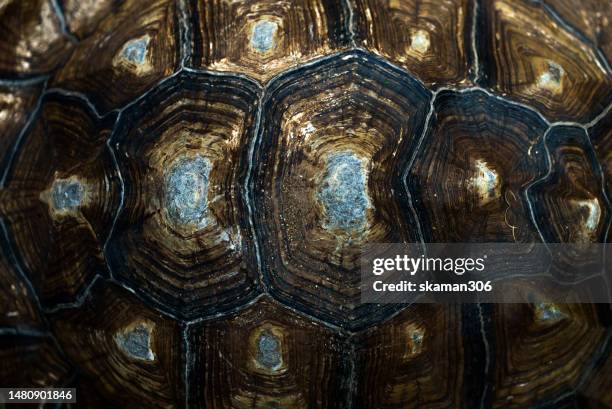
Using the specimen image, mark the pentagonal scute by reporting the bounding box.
[407,89,548,243]
[107,70,262,320]
[187,0,351,81]
[352,304,467,408]
[0,93,120,310]
[189,297,350,408]
[478,0,612,122]
[252,50,431,330]
[350,0,474,86]
[51,0,180,114]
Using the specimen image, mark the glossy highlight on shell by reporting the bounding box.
[0,0,610,408]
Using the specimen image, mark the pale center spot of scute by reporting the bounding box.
[578,198,601,232]
[251,20,278,53]
[256,330,282,371]
[165,155,211,228]
[51,179,84,211]
[410,29,430,54]
[537,61,564,93]
[121,36,150,65]
[534,302,565,322]
[318,152,371,231]
[115,323,155,361]
[405,324,425,357]
[471,159,500,204]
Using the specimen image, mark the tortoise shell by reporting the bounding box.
[0,0,611,408]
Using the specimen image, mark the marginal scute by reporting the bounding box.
[253,51,430,329]
[188,0,350,81]
[50,281,183,408]
[408,90,548,243]
[351,0,472,86]
[190,298,348,408]
[51,0,179,114]
[106,71,260,319]
[479,0,612,122]
[0,93,120,309]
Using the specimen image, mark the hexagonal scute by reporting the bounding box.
[189,297,350,409]
[489,303,609,407]
[0,0,73,76]
[107,70,261,320]
[50,280,184,408]
[51,0,180,114]
[529,125,610,244]
[478,0,612,122]
[350,0,473,86]
[187,0,351,81]
[0,93,120,309]
[352,304,466,408]
[407,89,548,243]
[252,50,431,330]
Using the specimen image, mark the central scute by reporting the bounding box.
[317,151,371,232]
[164,155,211,228]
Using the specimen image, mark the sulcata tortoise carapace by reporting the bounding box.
[0,0,611,408]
